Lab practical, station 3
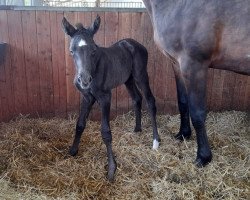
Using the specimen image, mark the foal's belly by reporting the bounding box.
[103,59,133,90]
[110,64,132,89]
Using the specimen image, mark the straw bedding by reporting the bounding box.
[0,111,249,200]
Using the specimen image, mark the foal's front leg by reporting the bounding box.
[70,92,95,156]
[97,91,117,182]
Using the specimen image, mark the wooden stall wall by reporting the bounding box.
[0,9,249,122]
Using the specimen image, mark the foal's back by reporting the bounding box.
[93,39,148,90]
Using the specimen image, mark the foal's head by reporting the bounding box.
[62,15,101,90]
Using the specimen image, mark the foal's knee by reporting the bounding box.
[101,130,112,144]
[76,124,85,134]
[146,95,156,113]
[133,94,142,109]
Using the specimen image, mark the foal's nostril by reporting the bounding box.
[89,76,92,83]
[77,74,92,87]
[77,77,82,84]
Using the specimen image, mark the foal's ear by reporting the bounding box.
[88,15,101,36]
[62,17,77,37]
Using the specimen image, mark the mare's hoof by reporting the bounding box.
[134,127,142,132]
[174,130,191,141]
[69,146,78,156]
[194,153,212,167]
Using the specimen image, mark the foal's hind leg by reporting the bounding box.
[125,76,143,132]
[135,75,160,149]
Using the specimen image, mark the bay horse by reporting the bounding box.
[143,0,250,167]
[62,15,160,181]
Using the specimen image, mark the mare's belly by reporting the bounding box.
[211,57,250,75]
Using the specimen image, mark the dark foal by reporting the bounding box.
[143,0,250,167]
[62,15,160,181]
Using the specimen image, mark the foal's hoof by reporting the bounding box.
[69,146,78,156]
[152,139,160,149]
[106,162,117,183]
[134,127,142,132]
[194,153,212,168]
[174,130,191,141]
[107,171,115,183]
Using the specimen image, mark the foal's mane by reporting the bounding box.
[73,23,94,38]
[75,23,84,30]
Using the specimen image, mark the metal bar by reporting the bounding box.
[0,6,146,12]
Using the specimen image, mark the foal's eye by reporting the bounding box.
[70,50,74,55]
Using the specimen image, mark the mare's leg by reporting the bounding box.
[135,74,160,149]
[97,91,117,182]
[69,92,96,156]
[180,56,212,167]
[125,76,143,132]
[173,65,192,140]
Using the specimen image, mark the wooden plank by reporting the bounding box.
[244,77,250,111]
[64,11,79,115]
[36,11,54,117]
[209,69,224,111]
[50,11,60,117]
[232,74,248,110]
[50,11,67,118]
[0,94,2,121]
[221,71,236,110]
[21,10,41,117]
[78,11,92,28]
[116,12,132,115]
[57,11,68,118]
[161,56,175,114]
[131,12,144,44]
[238,75,248,111]
[142,13,156,112]
[104,12,118,119]
[0,43,6,82]
[143,13,155,93]
[164,75,178,114]
[206,69,214,110]
[153,48,166,114]
[0,10,11,121]
[7,11,28,117]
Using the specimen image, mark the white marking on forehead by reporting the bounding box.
[78,39,87,47]
[247,54,250,58]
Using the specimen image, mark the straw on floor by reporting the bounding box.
[0,111,249,199]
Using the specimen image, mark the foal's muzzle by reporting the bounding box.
[76,74,92,89]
